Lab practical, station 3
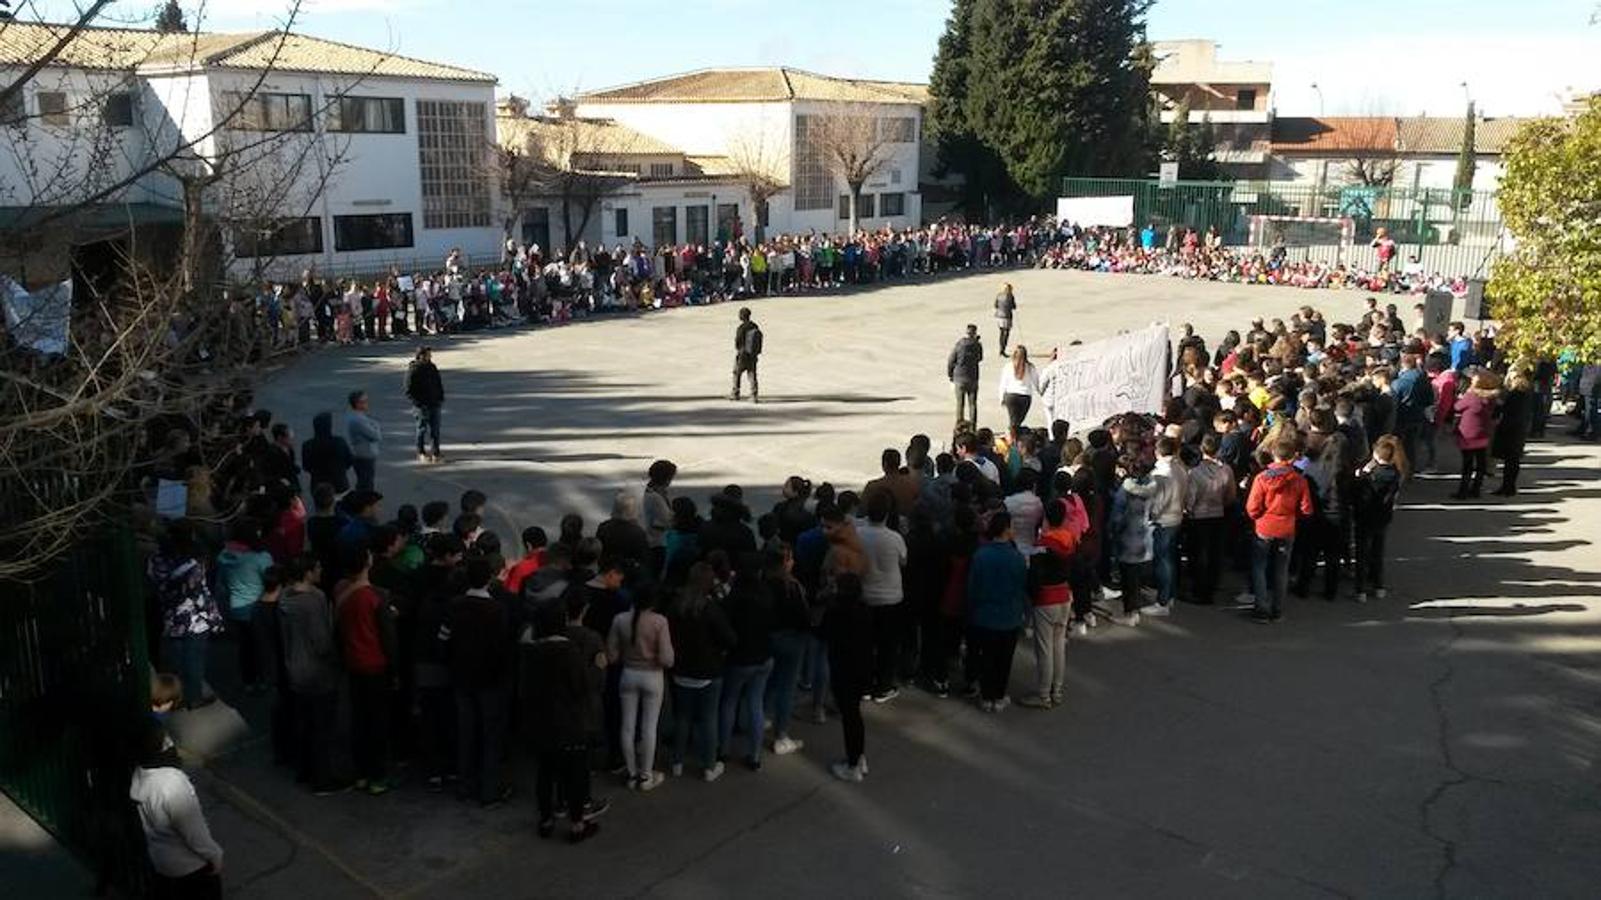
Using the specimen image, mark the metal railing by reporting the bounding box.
[1059,177,1505,277]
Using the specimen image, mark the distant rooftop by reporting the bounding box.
[1271,116,1528,155]
[0,21,496,83]
[1151,40,1272,86]
[578,67,927,105]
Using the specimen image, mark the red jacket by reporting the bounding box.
[336,584,388,675]
[1246,463,1313,540]
[1031,527,1078,607]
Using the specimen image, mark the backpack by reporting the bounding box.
[744,325,763,356]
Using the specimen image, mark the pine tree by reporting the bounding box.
[1453,101,1477,209]
[928,0,1156,208]
[155,0,188,34]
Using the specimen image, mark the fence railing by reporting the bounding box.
[0,483,150,895]
[1059,177,1505,278]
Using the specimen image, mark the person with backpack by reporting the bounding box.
[405,347,445,464]
[1352,435,1408,603]
[947,323,984,427]
[730,307,763,402]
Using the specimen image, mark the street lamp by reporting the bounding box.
[1311,82,1325,117]
[1311,83,1327,214]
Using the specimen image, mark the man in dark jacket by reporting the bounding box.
[301,410,352,493]
[449,556,512,806]
[947,324,983,427]
[405,347,446,463]
[522,600,606,842]
[1390,353,1435,467]
[730,307,762,402]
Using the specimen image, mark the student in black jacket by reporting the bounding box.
[523,600,606,843]
[717,552,775,770]
[824,573,873,782]
[667,563,736,781]
[448,556,511,806]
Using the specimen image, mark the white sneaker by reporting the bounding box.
[1070,621,1089,637]
[994,696,1010,711]
[1353,591,1368,604]
[1375,588,1389,599]
[830,760,864,782]
[772,736,804,756]
[1112,611,1141,627]
[858,753,868,775]
[639,771,665,792]
[1142,602,1171,618]
[702,762,725,783]
[1085,612,1098,628]
[1234,591,1255,605]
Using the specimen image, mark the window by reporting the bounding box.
[522,207,550,250]
[614,208,629,238]
[880,192,906,217]
[686,205,709,245]
[716,203,739,241]
[416,100,491,229]
[652,206,676,247]
[648,162,674,178]
[333,213,413,252]
[222,91,312,132]
[792,115,833,211]
[1235,89,1257,111]
[330,96,404,133]
[103,92,134,128]
[37,91,68,127]
[1,91,23,127]
[878,117,916,143]
[838,193,875,220]
[233,217,323,258]
[890,168,902,185]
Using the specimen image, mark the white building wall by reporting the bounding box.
[0,66,155,208]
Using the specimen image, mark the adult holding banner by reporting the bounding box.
[998,347,1042,435]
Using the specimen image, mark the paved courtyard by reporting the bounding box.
[179,270,1601,898]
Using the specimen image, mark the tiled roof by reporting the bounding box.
[1394,117,1525,155]
[685,155,738,177]
[1271,117,1397,153]
[0,21,494,82]
[579,67,926,105]
[498,114,685,162]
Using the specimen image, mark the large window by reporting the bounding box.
[686,206,709,246]
[222,91,312,132]
[522,207,550,250]
[649,162,674,177]
[330,96,405,133]
[333,213,413,251]
[879,192,906,217]
[613,207,629,239]
[792,115,833,211]
[37,91,68,127]
[416,100,491,229]
[234,217,323,258]
[652,206,676,247]
[1235,89,1257,111]
[879,116,916,143]
[716,203,739,241]
[838,192,875,220]
[103,92,135,128]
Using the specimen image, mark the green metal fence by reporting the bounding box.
[0,511,151,895]
[1059,177,1505,278]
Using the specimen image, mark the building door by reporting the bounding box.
[716,203,740,242]
[521,207,551,253]
[686,205,709,246]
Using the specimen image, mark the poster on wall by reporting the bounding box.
[1041,324,1171,429]
[1054,195,1135,228]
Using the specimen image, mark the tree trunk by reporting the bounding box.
[848,182,862,236]
[180,179,207,296]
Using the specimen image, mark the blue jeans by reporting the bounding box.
[765,631,806,736]
[414,404,441,455]
[670,678,720,770]
[718,659,773,763]
[1152,524,1179,605]
[802,633,830,709]
[163,634,208,707]
[1251,536,1295,618]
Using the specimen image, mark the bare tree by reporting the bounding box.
[1334,115,1401,187]
[807,104,897,235]
[725,126,787,242]
[497,99,644,251]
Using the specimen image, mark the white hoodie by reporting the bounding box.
[129,765,223,878]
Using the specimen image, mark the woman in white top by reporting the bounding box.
[998,345,1041,435]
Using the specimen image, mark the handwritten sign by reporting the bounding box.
[1042,324,1171,429]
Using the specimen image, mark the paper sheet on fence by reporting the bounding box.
[155,479,188,519]
[1042,324,1171,428]
[1054,195,1134,228]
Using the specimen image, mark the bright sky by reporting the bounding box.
[58,0,1601,116]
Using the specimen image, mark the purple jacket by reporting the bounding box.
[1453,391,1497,451]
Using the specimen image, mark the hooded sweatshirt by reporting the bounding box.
[129,763,223,878]
[300,411,352,493]
[1030,526,1077,607]
[279,584,340,694]
[1245,463,1313,540]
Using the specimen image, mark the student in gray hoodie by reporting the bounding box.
[278,554,345,793]
[346,390,383,491]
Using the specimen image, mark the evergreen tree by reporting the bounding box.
[928,0,1156,210]
[1453,101,1477,209]
[155,0,188,34]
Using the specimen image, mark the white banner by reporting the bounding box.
[1042,324,1171,429]
[1054,195,1134,228]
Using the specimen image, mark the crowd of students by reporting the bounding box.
[236,216,1479,354]
[134,284,1562,894]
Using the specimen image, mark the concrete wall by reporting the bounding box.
[0,66,156,207]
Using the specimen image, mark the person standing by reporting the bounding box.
[130,722,224,900]
[301,411,352,495]
[279,555,343,794]
[149,520,223,709]
[449,556,513,806]
[730,307,763,403]
[642,460,676,578]
[1246,439,1313,624]
[607,586,674,792]
[1493,371,1534,496]
[1352,436,1407,603]
[998,346,1041,436]
[1022,500,1076,709]
[1452,370,1501,500]
[346,390,382,492]
[334,546,397,794]
[993,283,1017,355]
[966,512,1028,712]
[1391,353,1435,470]
[667,563,735,781]
[947,324,984,427]
[823,573,872,783]
[856,492,908,702]
[523,601,606,843]
[405,347,445,464]
[1185,434,1236,605]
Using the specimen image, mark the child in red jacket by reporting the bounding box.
[1246,438,1313,622]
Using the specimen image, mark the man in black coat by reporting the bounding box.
[947,324,984,428]
[730,308,762,403]
[406,347,446,463]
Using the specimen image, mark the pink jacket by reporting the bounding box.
[1432,370,1458,426]
[1453,391,1497,450]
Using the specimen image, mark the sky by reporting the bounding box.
[46,0,1601,117]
